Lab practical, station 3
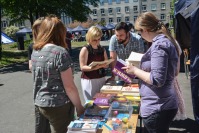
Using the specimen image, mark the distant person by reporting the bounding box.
[79,26,108,101]
[173,41,187,120]
[66,31,72,55]
[31,15,84,133]
[28,17,51,133]
[107,22,145,82]
[122,12,180,133]
[127,22,134,32]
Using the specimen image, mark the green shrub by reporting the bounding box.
[4,26,19,40]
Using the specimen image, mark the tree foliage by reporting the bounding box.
[4,26,19,39]
[0,0,99,26]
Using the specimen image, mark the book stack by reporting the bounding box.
[93,92,117,99]
[100,85,123,93]
[121,84,140,97]
[84,105,109,119]
[67,120,99,133]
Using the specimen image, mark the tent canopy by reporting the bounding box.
[95,24,108,31]
[15,27,32,37]
[105,23,115,30]
[66,27,73,32]
[1,32,15,44]
[72,25,87,32]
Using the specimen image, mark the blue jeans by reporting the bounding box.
[143,109,178,133]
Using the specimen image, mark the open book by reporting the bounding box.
[126,51,144,68]
[88,59,114,67]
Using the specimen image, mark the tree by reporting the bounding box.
[0,0,99,26]
[4,26,19,40]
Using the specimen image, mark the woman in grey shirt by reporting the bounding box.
[31,15,84,133]
[123,12,180,133]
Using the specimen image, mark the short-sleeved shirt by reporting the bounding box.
[139,34,178,117]
[109,32,145,60]
[31,43,72,107]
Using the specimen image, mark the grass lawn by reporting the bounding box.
[0,41,86,68]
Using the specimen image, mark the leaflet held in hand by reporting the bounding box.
[126,51,144,68]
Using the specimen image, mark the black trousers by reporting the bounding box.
[143,109,178,133]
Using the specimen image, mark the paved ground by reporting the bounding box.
[0,41,199,133]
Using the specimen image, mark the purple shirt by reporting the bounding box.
[140,34,178,117]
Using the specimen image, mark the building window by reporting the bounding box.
[108,0,112,5]
[161,3,166,10]
[133,6,138,12]
[170,14,174,20]
[125,16,130,22]
[116,7,121,14]
[109,18,113,23]
[117,17,121,22]
[151,4,157,11]
[125,0,129,3]
[142,5,147,11]
[133,0,138,2]
[170,2,173,9]
[108,8,113,14]
[2,20,8,28]
[116,0,121,4]
[125,6,130,12]
[100,0,104,6]
[93,9,97,16]
[142,0,147,2]
[133,16,138,22]
[101,9,105,15]
[101,18,105,22]
[93,19,97,22]
[160,14,165,20]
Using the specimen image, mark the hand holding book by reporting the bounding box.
[121,63,137,75]
[89,59,114,68]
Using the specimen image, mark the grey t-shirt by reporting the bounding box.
[31,44,72,107]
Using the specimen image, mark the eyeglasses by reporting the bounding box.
[93,38,101,42]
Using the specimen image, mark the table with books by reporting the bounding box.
[67,79,141,133]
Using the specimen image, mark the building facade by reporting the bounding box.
[89,0,173,25]
[1,0,173,31]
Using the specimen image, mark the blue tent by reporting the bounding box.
[16,27,32,37]
[1,32,15,44]
[105,23,115,30]
[175,0,199,124]
[96,24,108,31]
[71,25,87,32]
[66,27,73,32]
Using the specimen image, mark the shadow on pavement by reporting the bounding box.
[135,118,199,133]
[169,118,199,133]
[0,62,30,74]
[0,46,109,74]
